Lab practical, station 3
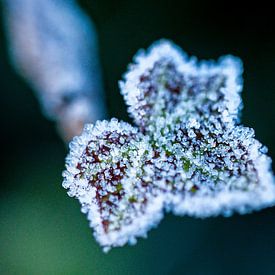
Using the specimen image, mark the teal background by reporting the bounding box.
[1,1,275,274]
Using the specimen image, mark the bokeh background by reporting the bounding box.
[1,1,275,274]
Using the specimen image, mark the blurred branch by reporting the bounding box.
[2,0,107,141]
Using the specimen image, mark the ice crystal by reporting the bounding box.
[63,40,275,252]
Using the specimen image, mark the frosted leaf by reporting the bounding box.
[150,119,275,217]
[120,39,243,132]
[63,119,165,251]
[63,40,275,251]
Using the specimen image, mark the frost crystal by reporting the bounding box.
[63,40,275,251]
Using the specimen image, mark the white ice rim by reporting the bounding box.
[120,39,243,122]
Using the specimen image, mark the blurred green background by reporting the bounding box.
[1,1,275,274]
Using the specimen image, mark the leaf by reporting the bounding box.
[62,119,165,251]
[63,40,275,251]
[120,40,243,133]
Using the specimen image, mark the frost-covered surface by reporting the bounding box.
[63,40,275,251]
[63,119,165,251]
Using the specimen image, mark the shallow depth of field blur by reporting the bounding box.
[1,1,275,274]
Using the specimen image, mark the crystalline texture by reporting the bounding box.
[63,119,165,251]
[120,40,243,132]
[63,40,275,251]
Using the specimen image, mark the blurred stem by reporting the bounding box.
[2,0,107,142]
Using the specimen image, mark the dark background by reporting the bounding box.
[1,1,275,274]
